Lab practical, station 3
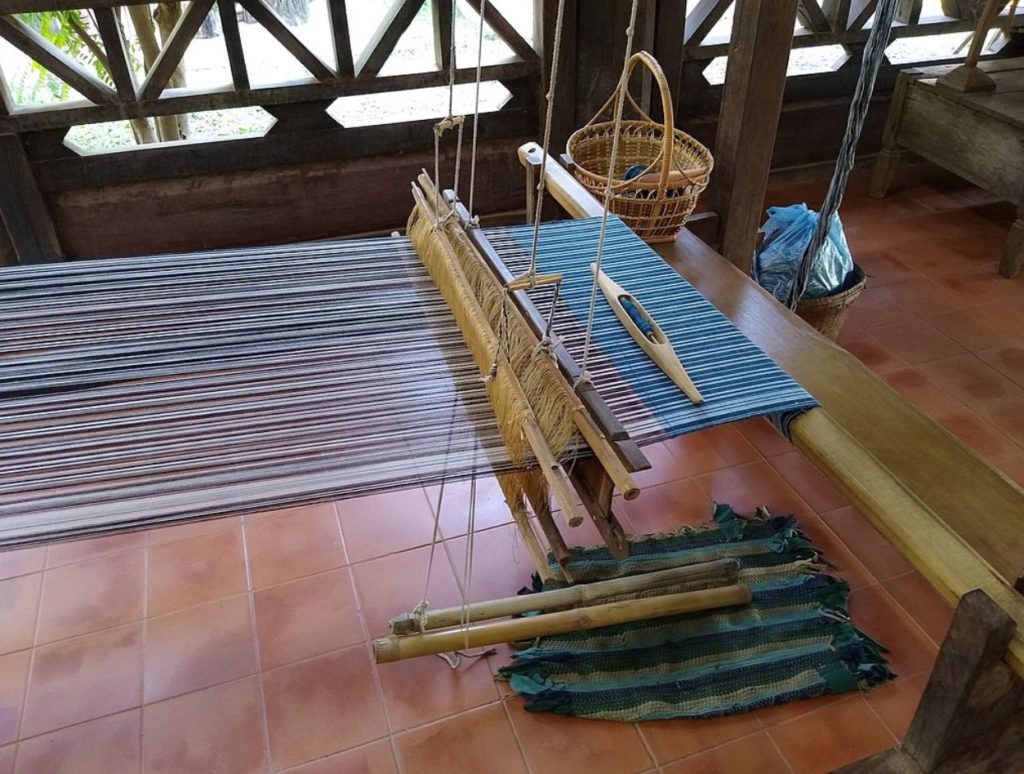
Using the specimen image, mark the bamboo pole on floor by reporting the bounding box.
[373,582,753,663]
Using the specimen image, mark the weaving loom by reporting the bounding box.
[0,0,821,662]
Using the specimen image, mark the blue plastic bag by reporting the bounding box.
[753,203,854,303]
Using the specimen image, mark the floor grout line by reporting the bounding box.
[238,519,275,774]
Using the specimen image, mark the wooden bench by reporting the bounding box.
[520,142,1024,773]
[870,57,1024,278]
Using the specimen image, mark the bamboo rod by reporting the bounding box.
[388,558,740,634]
[374,583,753,663]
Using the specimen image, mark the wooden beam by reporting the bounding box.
[432,0,453,73]
[896,0,923,24]
[0,68,13,115]
[903,591,1022,772]
[711,0,799,272]
[326,0,354,77]
[684,0,731,45]
[216,0,249,90]
[355,0,424,78]
[139,0,216,100]
[822,0,852,32]
[798,0,834,33]
[0,60,539,132]
[236,0,333,81]
[0,14,117,105]
[653,0,687,123]
[92,6,136,101]
[849,0,878,31]
[541,0,578,151]
[0,134,62,264]
[464,0,539,62]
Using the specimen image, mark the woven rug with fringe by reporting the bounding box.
[498,505,894,722]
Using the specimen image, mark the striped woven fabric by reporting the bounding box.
[499,505,893,721]
[488,217,817,442]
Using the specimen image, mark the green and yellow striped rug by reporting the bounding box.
[499,505,893,722]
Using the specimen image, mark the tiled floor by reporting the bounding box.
[0,164,1020,774]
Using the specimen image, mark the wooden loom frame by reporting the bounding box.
[520,141,1024,772]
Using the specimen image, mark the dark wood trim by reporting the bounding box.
[432,0,453,74]
[236,0,334,81]
[217,0,250,91]
[822,0,852,32]
[712,0,801,272]
[541,0,578,151]
[839,590,1024,774]
[262,100,336,132]
[355,0,425,78]
[0,14,118,105]
[0,61,540,132]
[653,0,687,123]
[326,0,354,78]
[464,0,540,62]
[0,67,13,115]
[30,106,535,192]
[0,134,62,264]
[92,6,137,101]
[798,0,833,33]
[138,0,216,101]
[684,0,730,46]
[896,0,923,24]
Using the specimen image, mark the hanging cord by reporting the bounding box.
[412,389,463,631]
[785,0,900,309]
[467,0,488,218]
[523,0,568,284]
[432,0,466,225]
[578,0,642,382]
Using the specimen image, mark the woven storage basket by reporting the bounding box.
[795,265,867,340]
[567,51,713,244]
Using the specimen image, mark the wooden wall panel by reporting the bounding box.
[46,139,529,260]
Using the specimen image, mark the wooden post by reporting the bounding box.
[0,134,62,264]
[541,0,578,152]
[838,590,1024,774]
[711,0,800,273]
[868,70,913,198]
[652,0,687,124]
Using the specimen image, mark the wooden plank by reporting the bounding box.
[711,0,800,272]
[216,0,250,90]
[326,0,354,77]
[849,0,878,30]
[0,134,62,264]
[0,14,117,105]
[653,0,687,123]
[822,0,852,31]
[0,68,13,115]
[464,0,539,62]
[4,0,157,9]
[902,591,1023,773]
[92,6,136,101]
[896,0,923,24]
[355,0,424,78]
[684,0,731,45]
[139,0,216,100]
[798,0,834,33]
[236,0,333,81]
[432,0,453,73]
[35,106,534,192]
[263,99,336,132]
[0,60,539,132]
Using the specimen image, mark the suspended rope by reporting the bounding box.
[785,0,900,309]
[467,0,488,218]
[432,0,466,222]
[523,0,568,284]
[578,0,642,381]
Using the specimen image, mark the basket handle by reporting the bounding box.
[581,50,676,195]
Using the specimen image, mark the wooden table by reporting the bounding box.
[870,57,1024,278]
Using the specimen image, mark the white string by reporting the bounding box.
[524,0,567,283]
[467,0,487,217]
[578,0,641,381]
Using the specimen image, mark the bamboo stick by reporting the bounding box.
[374,583,753,662]
[388,558,740,634]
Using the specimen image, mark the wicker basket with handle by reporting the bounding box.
[566,51,713,244]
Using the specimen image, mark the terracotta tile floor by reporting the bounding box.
[0,164,1021,773]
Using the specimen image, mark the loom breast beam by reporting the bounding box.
[444,192,650,480]
[592,265,704,405]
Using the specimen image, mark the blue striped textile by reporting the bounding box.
[484,217,817,444]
